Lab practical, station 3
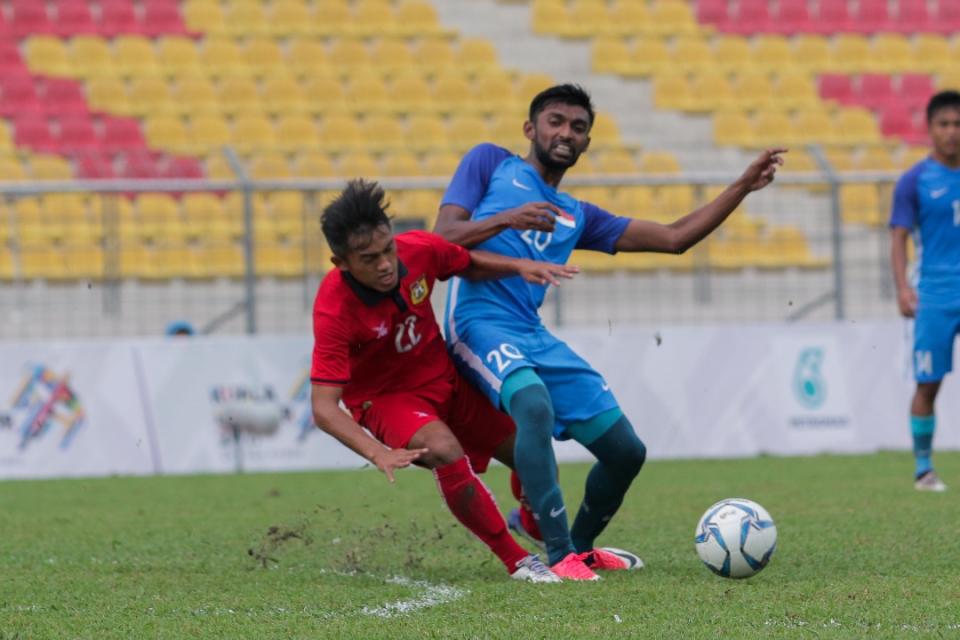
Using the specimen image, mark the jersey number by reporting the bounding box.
[521,229,553,252]
[486,343,524,373]
[394,316,422,353]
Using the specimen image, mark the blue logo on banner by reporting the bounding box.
[793,348,826,410]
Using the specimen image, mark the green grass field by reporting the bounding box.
[2,452,959,639]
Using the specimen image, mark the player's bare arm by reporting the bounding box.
[463,249,579,286]
[311,384,427,483]
[890,226,917,317]
[614,148,787,254]
[434,202,559,248]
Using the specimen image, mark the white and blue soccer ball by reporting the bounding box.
[694,498,777,579]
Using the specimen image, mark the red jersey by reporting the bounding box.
[310,231,472,409]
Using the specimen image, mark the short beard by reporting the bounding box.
[533,141,578,171]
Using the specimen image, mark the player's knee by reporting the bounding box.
[622,438,647,477]
[507,385,555,435]
[416,432,465,467]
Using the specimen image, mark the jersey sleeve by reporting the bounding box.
[890,164,922,229]
[311,307,351,387]
[441,143,513,213]
[576,201,631,254]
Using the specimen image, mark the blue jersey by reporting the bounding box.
[442,143,630,328]
[890,157,960,305]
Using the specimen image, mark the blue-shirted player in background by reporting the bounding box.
[434,84,785,580]
[890,90,960,493]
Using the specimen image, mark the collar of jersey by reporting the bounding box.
[342,260,409,307]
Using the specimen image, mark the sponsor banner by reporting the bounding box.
[0,341,155,478]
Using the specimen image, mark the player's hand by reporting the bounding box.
[739,148,787,192]
[897,286,918,318]
[371,447,428,483]
[517,259,579,286]
[497,202,561,232]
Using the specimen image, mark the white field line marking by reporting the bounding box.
[360,575,468,618]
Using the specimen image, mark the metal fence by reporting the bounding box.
[0,149,907,340]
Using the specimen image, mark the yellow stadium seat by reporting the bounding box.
[531,0,568,35]
[840,184,883,226]
[654,185,695,216]
[752,36,796,73]
[589,113,621,148]
[448,115,491,152]
[86,77,131,115]
[224,2,268,37]
[455,38,499,74]
[345,74,390,115]
[640,151,681,174]
[732,72,773,110]
[286,40,330,79]
[314,2,353,37]
[351,0,397,37]
[713,110,752,146]
[612,185,655,214]
[137,194,180,224]
[395,0,452,38]
[405,115,450,152]
[870,34,915,74]
[144,116,188,152]
[318,115,364,152]
[474,72,518,115]
[0,126,14,154]
[231,115,275,154]
[182,193,226,224]
[29,155,73,180]
[629,38,670,76]
[562,0,613,38]
[714,36,752,74]
[293,151,335,178]
[249,153,292,179]
[40,193,88,221]
[516,73,556,102]
[172,77,220,116]
[127,77,174,116]
[70,37,114,79]
[256,243,302,277]
[328,39,371,71]
[157,37,203,79]
[364,115,406,152]
[302,76,348,116]
[182,0,226,34]
[778,148,818,175]
[336,152,380,178]
[900,146,929,168]
[187,116,232,155]
[25,37,72,76]
[268,0,315,38]
[608,1,651,36]
[370,39,416,76]
[856,147,897,171]
[216,77,262,116]
[793,110,836,146]
[594,149,638,174]
[200,39,248,79]
[776,72,818,110]
[383,152,423,177]
[424,151,461,176]
[488,116,525,151]
[691,74,735,111]
[752,111,794,147]
[823,148,855,171]
[261,76,307,116]
[648,1,698,36]
[830,35,871,74]
[12,197,42,225]
[201,245,245,278]
[913,35,950,74]
[20,248,70,280]
[242,38,286,79]
[792,35,832,73]
[592,37,632,75]
[415,38,456,74]
[672,37,713,74]
[275,115,319,152]
[653,74,695,111]
[113,36,160,78]
[432,72,475,114]
[388,72,433,115]
[833,108,881,146]
[937,68,960,91]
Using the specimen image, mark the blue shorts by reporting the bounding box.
[913,302,960,383]
[447,320,618,440]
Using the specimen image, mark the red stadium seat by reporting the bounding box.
[728,0,773,34]
[42,78,89,116]
[936,0,960,32]
[774,0,814,35]
[0,41,26,76]
[0,76,42,118]
[99,0,142,37]
[118,151,161,179]
[814,0,855,33]
[897,0,936,33]
[101,117,147,153]
[855,0,894,33]
[818,74,855,105]
[857,74,896,110]
[53,0,99,36]
[142,1,190,37]
[695,0,730,28]
[75,151,116,179]
[14,116,57,153]
[162,156,204,179]
[57,115,99,153]
[10,1,55,38]
[880,105,926,144]
[899,74,936,111]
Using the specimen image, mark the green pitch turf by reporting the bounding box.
[2,452,959,639]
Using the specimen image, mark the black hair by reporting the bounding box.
[926,90,960,123]
[528,84,595,127]
[321,179,392,258]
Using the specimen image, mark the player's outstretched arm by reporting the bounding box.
[890,226,917,317]
[434,202,559,248]
[311,384,427,483]
[614,148,787,254]
[462,249,579,286]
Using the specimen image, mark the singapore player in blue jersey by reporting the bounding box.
[434,84,785,580]
[890,90,960,493]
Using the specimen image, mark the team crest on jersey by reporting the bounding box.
[410,275,429,305]
[556,210,576,228]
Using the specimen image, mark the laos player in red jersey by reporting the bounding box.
[310,180,577,582]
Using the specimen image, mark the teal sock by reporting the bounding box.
[910,414,935,478]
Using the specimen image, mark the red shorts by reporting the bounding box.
[350,370,515,473]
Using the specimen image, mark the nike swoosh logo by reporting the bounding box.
[512,178,532,191]
[549,505,566,518]
[601,382,610,391]
[931,187,949,199]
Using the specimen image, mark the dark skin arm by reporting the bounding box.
[890,226,917,317]
[461,249,579,286]
[434,201,561,248]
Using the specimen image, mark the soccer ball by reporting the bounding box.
[694,498,777,579]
